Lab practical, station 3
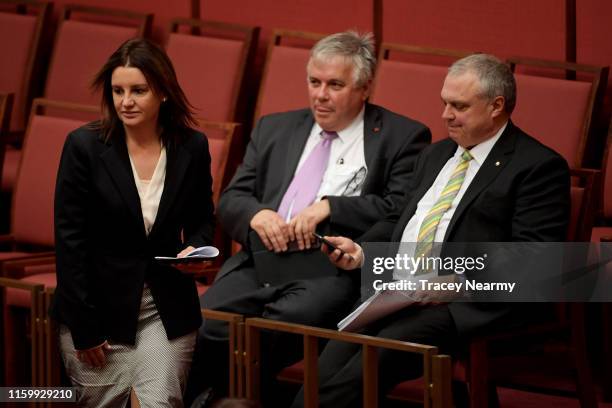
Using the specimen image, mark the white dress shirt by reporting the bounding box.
[129,147,166,236]
[400,123,507,244]
[293,107,367,202]
[391,123,506,279]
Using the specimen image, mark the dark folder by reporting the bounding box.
[249,231,338,286]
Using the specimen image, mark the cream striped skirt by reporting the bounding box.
[59,286,197,407]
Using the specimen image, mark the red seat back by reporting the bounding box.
[44,5,151,121]
[512,74,592,168]
[371,44,471,142]
[0,2,49,132]
[373,60,449,141]
[254,31,326,121]
[603,132,612,220]
[11,99,95,247]
[196,120,240,204]
[166,20,257,123]
[509,58,607,168]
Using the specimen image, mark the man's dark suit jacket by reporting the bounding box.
[51,125,215,350]
[216,103,431,280]
[360,121,571,334]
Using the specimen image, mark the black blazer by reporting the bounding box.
[216,103,431,279]
[361,122,571,333]
[51,125,215,350]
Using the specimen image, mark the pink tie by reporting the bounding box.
[277,130,338,220]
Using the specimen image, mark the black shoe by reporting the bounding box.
[190,387,216,408]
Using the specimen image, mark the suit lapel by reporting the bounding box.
[275,111,314,206]
[444,123,517,240]
[392,140,457,241]
[100,137,145,229]
[149,141,192,237]
[363,104,382,166]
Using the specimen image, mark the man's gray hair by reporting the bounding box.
[448,53,517,114]
[310,31,376,88]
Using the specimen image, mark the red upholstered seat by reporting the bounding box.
[0,11,36,131]
[0,2,49,194]
[196,282,209,297]
[169,34,243,121]
[0,252,30,261]
[591,227,612,242]
[508,58,607,169]
[11,115,86,246]
[512,74,591,168]
[254,31,323,121]
[42,5,151,122]
[166,20,257,123]
[0,4,48,132]
[371,43,471,143]
[0,98,96,272]
[191,121,240,280]
[373,60,450,142]
[1,145,20,192]
[45,20,135,108]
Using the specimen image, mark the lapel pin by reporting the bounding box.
[338,158,344,165]
[373,127,380,133]
[495,161,501,167]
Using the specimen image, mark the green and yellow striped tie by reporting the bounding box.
[413,150,473,267]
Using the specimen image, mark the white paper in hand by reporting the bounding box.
[155,246,220,264]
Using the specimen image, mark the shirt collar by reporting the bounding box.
[313,106,365,144]
[456,121,508,165]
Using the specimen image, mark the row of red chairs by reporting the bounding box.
[1,2,610,190]
[1,1,611,402]
[0,0,258,192]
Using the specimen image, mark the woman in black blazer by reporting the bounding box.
[51,38,215,406]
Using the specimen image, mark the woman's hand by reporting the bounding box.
[171,246,212,274]
[76,341,110,368]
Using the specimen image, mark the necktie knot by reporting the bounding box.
[321,130,338,142]
[461,150,473,162]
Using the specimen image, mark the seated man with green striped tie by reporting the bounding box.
[290,53,571,408]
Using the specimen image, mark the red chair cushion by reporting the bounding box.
[0,11,37,131]
[591,226,612,242]
[0,251,31,261]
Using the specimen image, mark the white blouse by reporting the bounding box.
[129,147,167,236]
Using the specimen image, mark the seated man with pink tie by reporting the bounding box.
[185,31,431,405]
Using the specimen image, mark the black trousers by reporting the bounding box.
[290,304,459,408]
[185,266,358,405]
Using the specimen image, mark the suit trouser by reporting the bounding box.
[290,304,458,408]
[185,266,358,404]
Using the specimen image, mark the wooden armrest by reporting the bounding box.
[244,318,449,408]
[3,255,56,277]
[201,309,245,397]
[570,167,600,178]
[0,276,45,292]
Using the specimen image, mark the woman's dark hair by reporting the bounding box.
[92,37,196,145]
